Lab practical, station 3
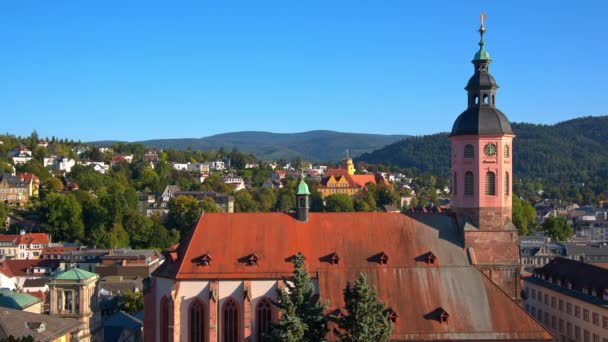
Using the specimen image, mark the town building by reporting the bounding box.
[143,19,552,342]
[17,172,40,197]
[0,232,51,259]
[0,307,81,341]
[317,158,388,198]
[221,175,246,191]
[0,173,30,206]
[49,268,104,342]
[104,310,144,342]
[520,236,608,270]
[0,288,44,313]
[522,258,608,342]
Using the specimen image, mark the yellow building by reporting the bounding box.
[318,158,388,198]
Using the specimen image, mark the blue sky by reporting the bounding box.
[0,1,606,141]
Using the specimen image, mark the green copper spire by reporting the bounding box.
[473,13,491,61]
[296,171,311,195]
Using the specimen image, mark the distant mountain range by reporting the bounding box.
[357,116,608,183]
[90,130,409,161]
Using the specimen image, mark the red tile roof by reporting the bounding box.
[0,259,14,278]
[320,169,389,189]
[0,233,50,246]
[41,246,80,255]
[4,259,59,277]
[155,212,551,340]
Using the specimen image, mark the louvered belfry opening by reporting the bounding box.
[464,172,474,195]
[485,171,496,195]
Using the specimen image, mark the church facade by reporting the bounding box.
[144,20,553,342]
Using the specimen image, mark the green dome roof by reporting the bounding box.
[474,47,491,61]
[53,268,98,281]
[297,178,310,195]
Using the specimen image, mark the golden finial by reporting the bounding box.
[480,12,486,27]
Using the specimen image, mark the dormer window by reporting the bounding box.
[582,288,589,295]
[248,253,260,266]
[330,252,341,265]
[387,308,398,323]
[426,252,438,265]
[567,282,572,289]
[379,252,389,265]
[439,309,449,324]
[199,252,213,266]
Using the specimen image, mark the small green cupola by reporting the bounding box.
[473,13,491,62]
[296,171,310,222]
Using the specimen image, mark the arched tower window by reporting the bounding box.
[485,172,496,196]
[505,172,510,196]
[223,298,239,342]
[504,144,510,158]
[464,145,474,158]
[464,172,474,196]
[160,296,174,342]
[483,94,489,104]
[189,299,206,342]
[256,299,273,342]
[453,172,457,195]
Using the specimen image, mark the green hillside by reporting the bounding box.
[92,130,408,161]
[357,116,608,202]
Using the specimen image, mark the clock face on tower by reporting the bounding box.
[484,143,497,156]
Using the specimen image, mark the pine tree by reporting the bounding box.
[335,273,392,342]
[270,253,328,342]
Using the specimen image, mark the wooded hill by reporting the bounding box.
[92,130,408,162]
[357,116,608,202]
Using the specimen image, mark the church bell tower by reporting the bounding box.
[450,15,520,299]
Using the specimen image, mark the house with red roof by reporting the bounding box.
[0,232,50,260]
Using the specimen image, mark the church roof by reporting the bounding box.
[155,212,552,340]
[450,106,513,136]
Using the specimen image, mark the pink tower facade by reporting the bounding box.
[450,18,521,300]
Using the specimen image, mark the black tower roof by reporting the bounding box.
[450,16,513,137]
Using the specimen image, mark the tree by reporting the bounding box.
[234,190,258,212]
[334,273,392,342]
[42,193,85,242]
[201,197,221,213]
[325,194,354,212]
[108,223,130,248]
[0,203,7,229]
[46,177,64,192]
[117,291,144,313]
[270,253,328,342]
[541,217,573,241]
[168,195,202,234]
[512,197,536,235]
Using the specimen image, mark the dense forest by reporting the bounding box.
[357,116,608,204]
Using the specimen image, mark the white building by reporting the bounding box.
[522,258,608,342]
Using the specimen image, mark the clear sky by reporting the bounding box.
[0,1,606,141]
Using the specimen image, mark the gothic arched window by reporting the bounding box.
[505,172,510,196]
[464,172,474,196]
[464,145,474,158]
[453,172,457,195]
[256,299,273,342]
[223,298,239,342]
[504,144,510,158]
[485,172,496,196]
[160,296,174,342]
[189,299,206,342]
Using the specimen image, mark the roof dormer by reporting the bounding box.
[247,253,260,266]
[379,252,389,265]
[197,252,213,266]
[330,252,341,265]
